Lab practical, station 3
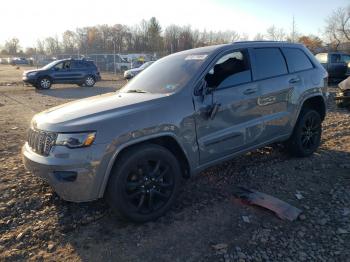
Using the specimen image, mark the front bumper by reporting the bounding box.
[95,74,102,81]
[335,90,350,107]
[123,73,134,80]
[22,142,109,202]
[22,76,37,85]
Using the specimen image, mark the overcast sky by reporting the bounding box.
[1,0,349,48]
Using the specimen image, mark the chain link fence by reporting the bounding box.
[0,53,156,73]
[53,53,155,73]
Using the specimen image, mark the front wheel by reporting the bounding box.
[286,109,322,157]
[36,77,51,89]
[106,144,182,222]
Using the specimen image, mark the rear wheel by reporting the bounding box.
[84,76,95,87]
[286,109,322,157]
[106,144,182,222]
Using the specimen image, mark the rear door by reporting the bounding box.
[248,47,294,141]
[70,60,87,82]
[281,46,316,117]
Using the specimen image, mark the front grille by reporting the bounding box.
[27,129,57,156]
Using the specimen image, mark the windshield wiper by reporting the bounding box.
[126,89,148,93]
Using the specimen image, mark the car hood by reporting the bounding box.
[339,77,350,91]
[127,67,143,73]
[24,69,44,74]
[33,92,166,132]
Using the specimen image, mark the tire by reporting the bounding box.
[106,144,182,222]
[36,77,52,90]
[286,109,322,157]
[84,76,95,87]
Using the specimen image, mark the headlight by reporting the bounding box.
[27,72,37,77]
[55,132,96,148]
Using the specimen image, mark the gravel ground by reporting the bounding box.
[0,83,349,262]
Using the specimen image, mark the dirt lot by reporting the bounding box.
[0,65,349,261]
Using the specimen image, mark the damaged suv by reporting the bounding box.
[23,41,328,222]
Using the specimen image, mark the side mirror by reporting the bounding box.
[206,86,216,95]
[53,67,59,71]
[194,79,207,96]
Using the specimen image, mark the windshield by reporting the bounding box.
[120,53,208,94]
[341,54,350,63]
[42,60,59,70]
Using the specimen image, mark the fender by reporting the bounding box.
[97,132,192,198]
[292,91,327,128]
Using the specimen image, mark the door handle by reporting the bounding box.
[243,88,257,95]
[289,77,300,84]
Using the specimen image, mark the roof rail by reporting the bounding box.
[233,40,290,44]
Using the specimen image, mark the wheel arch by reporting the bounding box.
[98,134,192,198]
[299,95,326,121]
[86,74,96,81]
[38,75,53,82]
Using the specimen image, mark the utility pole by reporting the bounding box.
[113,40,116,75]
[291,16,296,43]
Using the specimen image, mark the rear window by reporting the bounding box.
[282,48,313,73]
[86,61,97,68]
[252,48,288,80]
[70,61,83,69]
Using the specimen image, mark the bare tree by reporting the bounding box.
[4,38,20,55]
[36,40,45,55]
[266,25,286,41]
[164,24,181,53]
[253,33,265,40]
[44,36,61,56]
[62,30,77,53]
[324,5,350,49]
[239,33,249,41]
[178,26,194,51]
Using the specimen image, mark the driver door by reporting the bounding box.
[193,49,264,164]
[52,60,72,83]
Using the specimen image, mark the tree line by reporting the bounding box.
[1,4,349,57]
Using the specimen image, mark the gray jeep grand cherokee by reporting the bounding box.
[23,41,328,222]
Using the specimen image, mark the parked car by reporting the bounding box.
[105,54,131,72]
[315,52,350,81]
[335,77,350,108]
[123,61,154,79]
[11,57,29,65]
[131,59,145,69]
[22,58,101,89]
[23,41,328,222]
